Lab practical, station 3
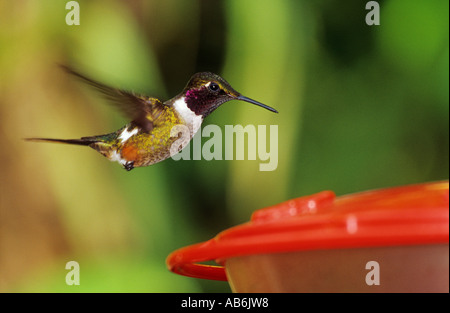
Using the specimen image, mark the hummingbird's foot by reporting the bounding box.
[124,161,134,171]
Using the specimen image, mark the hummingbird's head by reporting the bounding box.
[181,72,278,118]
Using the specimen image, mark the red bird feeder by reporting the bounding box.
[167,181,449,292]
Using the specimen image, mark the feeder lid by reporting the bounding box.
[167,181,449,281]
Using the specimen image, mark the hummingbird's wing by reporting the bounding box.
[61,65,165,132]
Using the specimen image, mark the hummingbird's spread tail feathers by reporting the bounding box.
[25,132,127,163]
[25,137,99,146]
[25,130,121,146]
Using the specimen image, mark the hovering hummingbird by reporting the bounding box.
[26,66,278,171]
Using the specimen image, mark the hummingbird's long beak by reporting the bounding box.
[236,95,278,113]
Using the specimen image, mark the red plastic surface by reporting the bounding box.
[166,181,449,281]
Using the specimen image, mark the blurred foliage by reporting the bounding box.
[0,0,448,292]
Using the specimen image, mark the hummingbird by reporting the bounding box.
[26,66,278,171]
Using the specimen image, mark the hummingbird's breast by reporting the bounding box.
[172,96,204,135]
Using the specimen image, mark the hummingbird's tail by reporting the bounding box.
[25,137,98,146]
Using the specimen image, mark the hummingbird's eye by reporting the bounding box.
[208,82,220,92]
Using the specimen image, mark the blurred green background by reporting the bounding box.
[0,0,448,292]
